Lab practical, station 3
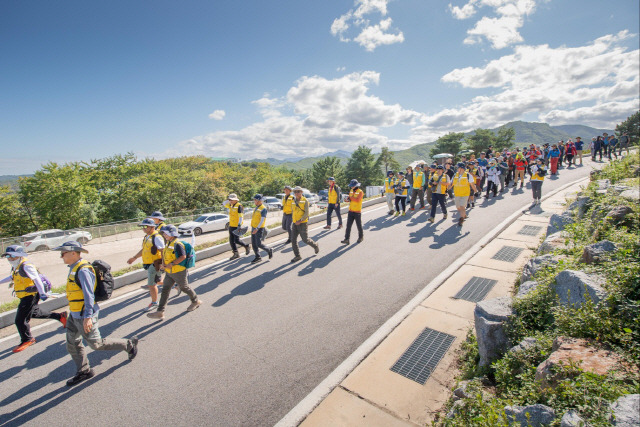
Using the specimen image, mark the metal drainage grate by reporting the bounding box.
[453,276,498,303]
[529,211,553,217]
[492,246,524,262]
[517,225,543,236]
[390,327,456,385]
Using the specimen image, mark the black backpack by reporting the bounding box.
[75,260,114,302]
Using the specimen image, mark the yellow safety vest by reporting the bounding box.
[412,171,424,189]
[12,259,37,298]
[397,179,408,196]
[163,240,186,274]
[292,196,308,223]
[384,177,397,194]
[228,202,243,227]
[142,231,163,264]
[531,166,546,182]
[328,186,339,204]
[251,204,267,228]
[432,173,449,195]
[155,221,166,231]
[349,189,364,212]
[66,259,95,313]
[452,172,473,197]
[282,195,294,215]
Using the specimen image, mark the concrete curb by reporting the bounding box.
[275,176,590,427]
[0,197,385,330]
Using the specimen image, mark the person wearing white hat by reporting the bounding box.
[224,193,251,259]
[127,218,165,311]
[53,241,138,386]
[1,245,66,353]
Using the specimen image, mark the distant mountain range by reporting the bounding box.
[254,121,614,170]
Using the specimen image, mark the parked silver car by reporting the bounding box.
[178,213,230,236]
[21,229,93,252]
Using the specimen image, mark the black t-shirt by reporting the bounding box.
[445,169,455,179]
[173,241,186,258]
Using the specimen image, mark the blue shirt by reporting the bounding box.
[575,140,584,150]
[477,158,488,169]
[548,149,560,158]
[69,259,99,319]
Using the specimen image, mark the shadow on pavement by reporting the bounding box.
[364,215,402,232]
[429,224,470,249]
[297,243,357,277]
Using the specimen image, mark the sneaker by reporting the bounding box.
[410,208,415,211]
[458,217,464,226]
[428,217,435,223]
[323,225,331,230]
[245,245,251,255]
[314,243,319,254]
[388,211,394,215]
[251,257,262,264]
[128,337,139,360]
[420,206,426,210]
[229,252,240,260]
[147,311,165,320]
[66,369,95,387]
[144,302,158,312]
[471,202,475,207]
[402,212,406,216]
[12,339,36,353]
[357,237,364,243]
[337,224,343,229]
[59,311,68,328]
[341,239,350,245]
[291,256,302,263]
[443,214,448,219]
[187,300,202,312]
[394,212,400,217]
[268,248,274,259]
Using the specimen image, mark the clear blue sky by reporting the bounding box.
[1,0,638,174]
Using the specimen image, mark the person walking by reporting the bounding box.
[497,156,508,192]
[618,132,630,156]
[405,166,414,202]
[607,134,618,160]
[341,179,364,245]
[53,241,138,386]
[466,161,478,208]
[485,159,500,199]
[449,163,477,226]
[548,144,560,175]
[565,141,577,166]
[428,165,451,223]
[248,194,273,263]
[558,141,565,168]
[127,218,165,311]
[575,137,584,166]
[147,225,202,320]
[290,187,320,262]
[1,245,66,353]
[477,152,488,193]
[223,193,251,259]
[394,171,410,216]
[382,170,397,215]
[514,153,527,188]
[324,177,343,230]
[281,186,294,244]
[444,162,455,200]
[425,163,437,206]
[530,158,547,205]
[409,164,426,210]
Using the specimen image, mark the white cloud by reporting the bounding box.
[173,72,420,160]
[208,110,226,120]
[450,0,538,49]
[331,0,404,51]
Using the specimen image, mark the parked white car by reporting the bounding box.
[21,229,93,252]
[178,213,229,236]
[262,197,283,210]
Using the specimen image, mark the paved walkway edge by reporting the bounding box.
[275,176,590,427]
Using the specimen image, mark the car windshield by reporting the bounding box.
[194,216,208,222]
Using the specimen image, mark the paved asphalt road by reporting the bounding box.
[0,161,600,427]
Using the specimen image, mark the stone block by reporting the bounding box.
[580,240,617,264]
[474,296,513,367]
[609,394,639,426]
[552,270,607,307]
[521,255,559,283]
[504,404,556,426]
[538,231,568,255]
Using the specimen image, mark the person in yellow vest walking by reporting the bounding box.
[127,218,165,311]
[324,177,343,230]
[147,225,202,320]
[1,245,66,353]
[448,163,477,226]
[52,241,138,386]
[409,164,426,210]
[341,179,364,245]
[394,171,410,216]
[281,186,294,244]
[224,193,251,259]
[428,165,451,223]
[382,170,397,215]
[530,158,547,205]
[249,194,274,264]
[291,186,320,262]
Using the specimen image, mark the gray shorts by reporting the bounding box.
[454,196,469,208]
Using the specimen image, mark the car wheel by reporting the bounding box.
[194,228,202,236]
[77,237,88,244]
[35,245,49,252]
[224,222,229,230]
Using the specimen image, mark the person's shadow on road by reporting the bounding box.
[297,243,357,276]
[429,224,470,249]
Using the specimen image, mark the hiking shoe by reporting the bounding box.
[443,214,448,220]
[394,212,400,217]
[402,212,406,216]
[341,239,349,245]
[323,225,331,230]
[147,311,165,320]
[251,257,262,264]
[144,302,158,312]
[388,211,394,215]
[66,369,95,387]
[268,248,274,259]
[428,217,435,223]
[357,237,364,243]
[245,245,251,255]
[314,243,319,254]
[12,339,36,353]
[128,337,139,360]
[229,252,240,260]
[410,208,415,211]
[420,206,426,210]
[458,217,464,226]
[337,224,343,229]
[187,300,202,312]
[291,256,302,263]
[59,311,68,328]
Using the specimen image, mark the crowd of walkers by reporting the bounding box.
[2,132,631,387]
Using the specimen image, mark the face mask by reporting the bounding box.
[8,259,20,268]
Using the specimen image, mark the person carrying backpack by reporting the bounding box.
[52,241,138,386]
[147,225,201,320]
[1,245,66,353]
[127,218,165,312]
[530,158,547,205]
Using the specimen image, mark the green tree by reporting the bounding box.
[310,156,346,191]
[0,186,38,237]
[346,145,383,188]
[430,132,465,160]
[376,147,400,174]
[465,129,495,155]
[615,111,639,144]
[494,127,515,152]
